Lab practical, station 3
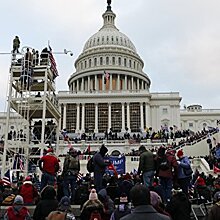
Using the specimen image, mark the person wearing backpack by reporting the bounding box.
[62,147,80,204]
[93,144,110,192]
[155,147,178,203]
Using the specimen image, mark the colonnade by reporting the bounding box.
[61,102,151,133]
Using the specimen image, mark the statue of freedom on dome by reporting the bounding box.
[107,0,111,6]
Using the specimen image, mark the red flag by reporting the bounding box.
[214,166,220,174]
[87,144,91,153]
[48,46,59,78]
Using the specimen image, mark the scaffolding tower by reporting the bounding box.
[1,47,61,178]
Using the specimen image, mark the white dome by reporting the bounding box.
[82,8,137,53]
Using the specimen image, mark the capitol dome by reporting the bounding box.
[83,10,137,53]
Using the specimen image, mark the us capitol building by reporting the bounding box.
[57,2,220,136]
[0,1,220,139]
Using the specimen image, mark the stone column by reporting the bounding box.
[76,104,80,132]
[81,104,85,133]
[76,80,79,92]
[117,74,120,90]
[121,102,125,132]
[63,103,67,129]
[140,102,144,131]
[131,77,134,90]
[125,75,127,90]
[145,103,151,127]
[141,80,144,90]
[126,103,130,131]
[110,74,113,90]
[95,75,98,91]
[102,74,105,91]
[95,104,98,133]
[81,77,84,91]
[108,103,111,130]
[137,78,140,90]
[88,76,90,91]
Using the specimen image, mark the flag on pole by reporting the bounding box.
[107,163,118,177]
[104,70,110,84]
[48,46,59,79]
[2,170,11,186]
[13,154,24,171]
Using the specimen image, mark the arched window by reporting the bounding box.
[124,58,127,67]
[118,57,121,65]
[129,60,132,68]
[81,62,83,70]
[94,58,97,66]
[97,38,100,44]
[100,57,103,65]
[84,60,87,69]
[112,57,115,65]
[106,57,109,65]
[89,59,92,67]
[102,37,104,43]
[111,36,114,42]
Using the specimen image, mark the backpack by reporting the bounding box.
[87,156,94,173]
[158,156,170,171]
[89,210,102,220]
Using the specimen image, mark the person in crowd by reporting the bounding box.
[35,50,39,65]
[19,176,39,205]
[121,184,171,220]
[207,191,220,220]
[93,144,110,192]
[137,145,155,188]
[110,193,131,220]
[25,48,32,67]
[166,188,191,220]
[176,149,193,195]
[38,147,60,190]
[62,147,80,204]
[4,195,31,220]
[12,36,20,53]
[47,196,76,220]
[150,191,170,217]
[80,188,104,220]
[98,188,114,220]
[33,185,58,220]
[155,147,178,203]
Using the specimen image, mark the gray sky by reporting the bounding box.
[1,0,220,112]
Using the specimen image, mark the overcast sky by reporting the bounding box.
[1,0,220,112]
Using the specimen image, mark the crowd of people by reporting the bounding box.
[1,143,220,219]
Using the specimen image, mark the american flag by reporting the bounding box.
[2,170,11,186]
[13,154,24,171]
[104,70,110,84]
[48,46,59,78]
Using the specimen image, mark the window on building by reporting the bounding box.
[100,57,103,65]
[94,58,97,66]
[129,60,132,68]
[84,60,87,69]
[189,123,193,127]
[89,59,92,67]
[124,58,127,67]
[112,57,115,65]
[106,57,109,65]
[85,104,95,133]
[162,108,168,114]
[98,103,108,133]
[118,57,121,65]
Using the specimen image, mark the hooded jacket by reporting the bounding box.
[19,181,38,204]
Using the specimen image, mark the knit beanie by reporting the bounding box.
[14,195,24,205]
[89,189,98,200]
[58,196,71,211]
[177,149,184,158]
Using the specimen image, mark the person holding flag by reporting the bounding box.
[104,70,110,84]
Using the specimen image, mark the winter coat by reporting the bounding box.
[208,201,220,220]
[39,153,59,175]
[80,199,104,220]
[121,205,171,220]
[177,156,192,179]
[93,152,108,174]
[138,150,155,173]
[4,205,31,220]
[156,151,178,179]
[19,181,38,204]
[33,186,58,220]
[166,192,191,220]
